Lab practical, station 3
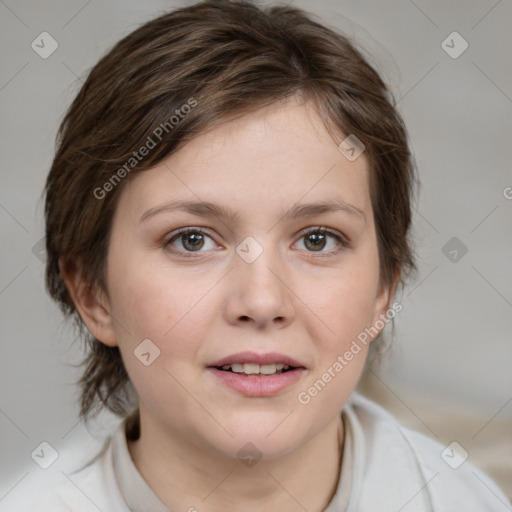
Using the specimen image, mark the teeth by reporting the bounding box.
[244,363,260,374]
[259,364,277,374]
[219,363,293,375]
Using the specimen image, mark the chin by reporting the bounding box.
[200,413,307,460]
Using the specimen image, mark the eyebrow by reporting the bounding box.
[139,199,366,224]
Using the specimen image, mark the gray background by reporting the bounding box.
[1,0,511,505]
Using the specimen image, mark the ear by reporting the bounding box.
[369,265,401,342]
[59,258,118,347]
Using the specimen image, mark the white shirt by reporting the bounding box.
[2,393,510,511]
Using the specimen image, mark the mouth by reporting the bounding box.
[214,363,297,376]
[207,352,306,397]
[208,351,306,375]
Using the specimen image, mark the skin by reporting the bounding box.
[64,96,396,512]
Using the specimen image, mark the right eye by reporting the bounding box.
[165,228,218,256]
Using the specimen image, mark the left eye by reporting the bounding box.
[294,229,342,253]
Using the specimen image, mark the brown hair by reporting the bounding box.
[44,0,416,420]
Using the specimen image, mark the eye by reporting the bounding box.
[294,227,347,254]
[165,228,218,256]
[164,226,348,258]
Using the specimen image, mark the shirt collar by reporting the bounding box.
[111,410,171,512]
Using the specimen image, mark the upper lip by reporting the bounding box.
[208,351,306,368]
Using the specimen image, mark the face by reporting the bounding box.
[99,98,391,459]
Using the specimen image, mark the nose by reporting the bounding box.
[224,243,295,330]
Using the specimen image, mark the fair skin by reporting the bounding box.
[63,97,396,512]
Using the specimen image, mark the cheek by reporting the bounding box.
[108,249,206,338]
[328,275,378,336]
[106,251,225,383]
[294,266,378,419]
[106,261,216,411]
[301,257,381,349]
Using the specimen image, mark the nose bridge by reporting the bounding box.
[238,237,285,299]
[226,235,294,326]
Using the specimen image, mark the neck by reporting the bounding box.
[128,408,343,512]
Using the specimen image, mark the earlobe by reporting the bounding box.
[59,258,118,347]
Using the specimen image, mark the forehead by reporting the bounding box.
[117,98,371,221]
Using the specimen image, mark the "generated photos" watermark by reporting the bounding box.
[297,302,402,405]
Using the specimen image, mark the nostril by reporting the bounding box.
[240,315,250,321]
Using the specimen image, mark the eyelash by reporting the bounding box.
[163,226,349,259]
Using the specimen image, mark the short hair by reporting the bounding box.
[44,0,417,420]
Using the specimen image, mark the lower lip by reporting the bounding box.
[207,368,306,397]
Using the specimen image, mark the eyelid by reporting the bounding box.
[297,225,348,242]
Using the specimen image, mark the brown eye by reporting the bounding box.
[294,228,346,254]
[166,229,216,254]
[304,232,327,251]
[180,232,205,251]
